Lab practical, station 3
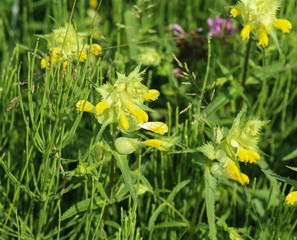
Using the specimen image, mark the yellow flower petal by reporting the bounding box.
[240,24,251,40]
[258,30,269,47]
[76,100,95,112]
[143,89,160,101]
[247,150,260,163]
[120,114,129,130]
[79,50,87,62]
[41,56,51,69]
[41,58,47,69]
[131,107,148,124]
[286,191,297,205]
[91,44,102,56]
[237,148,260,163]
[274,19,292,33]
[226,162,250,185]
[142,139,163,148]
[89,0,98,8]
[139,122,168,135]
[52,48,61,63]
[62,61,67,73]
[237,148,249,162]
[230,8,241,18]
[95,101,108,115]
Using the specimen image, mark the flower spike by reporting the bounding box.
[230,0,292,47]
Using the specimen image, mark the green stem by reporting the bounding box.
[242,38,252,88]
[190,170,205,239]
[101,125,116,225]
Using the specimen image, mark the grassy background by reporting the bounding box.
[1,0,297,239]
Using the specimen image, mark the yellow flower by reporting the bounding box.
[52,48,61,62]
[258,29,269,47]
[143,89,160,101]
[240,24,251,40]
[142,139,163,148]
[139,122,168,135]
[237,148,260,163]
[95,101,108,116]
[91,43,102,56]
[77,66,167,134]
[274,19,292,33]
[76,100,95,113]
[120,114,129,130]
[89,0,98,8]
[286,191,297,205]
[79,50,88,62]
[230,8,241,18]
[62,61,67,73]
[41,58,48,69]
[226,162,250,185]
[228,109,267,165]
[230,0,292,47]
[131,107,148,124]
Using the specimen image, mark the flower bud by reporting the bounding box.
[115,137,139,154]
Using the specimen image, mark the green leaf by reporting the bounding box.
[205,167,217,240]
[197,142,215,160]
[154,221,188,229]
[167,180,190,202]
[112,151,137,203]
[148,203,166,231]
[270,30,282,55]
[0,156,39,201]
[265,171,297,188]
[96,182,112,204]
[203,87,241,116]
[286,166,297,172]
[232,105,247,129]
[61,197,105,221]
[282,148,297,161]
[148,180,190,231]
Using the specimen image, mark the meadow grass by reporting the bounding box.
[1,0,297,239]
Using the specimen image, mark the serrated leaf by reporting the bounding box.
[205,167,217,240]
[61,197,105,221]
[197,142,215,160]
[282,148,297,161]
[112,151,137,203]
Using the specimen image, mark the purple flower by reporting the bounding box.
[225,19,235,35]
[172,24,185,37]
[207,16,237,38]
[207,16,224,37]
